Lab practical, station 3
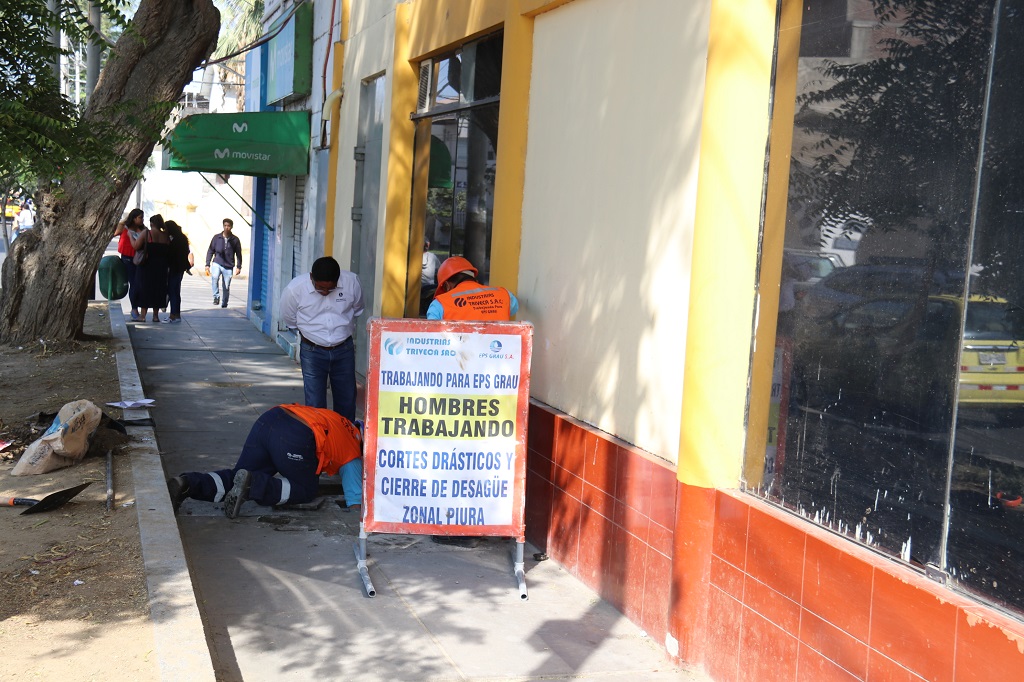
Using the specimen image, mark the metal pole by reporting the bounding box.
[86,3,101,104]
[47,1,61,84]
[105,449,114,511]
[512,540,528,600]
[353,524,376,597]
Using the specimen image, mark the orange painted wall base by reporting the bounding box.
[527,401,1024,681]
[526,400,676,644]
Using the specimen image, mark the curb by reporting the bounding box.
[108,301,216,681]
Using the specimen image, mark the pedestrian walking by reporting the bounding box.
[205,218,242,308]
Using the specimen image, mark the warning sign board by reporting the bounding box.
[363,318,533,540]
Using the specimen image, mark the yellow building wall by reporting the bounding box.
[678,0,779,488]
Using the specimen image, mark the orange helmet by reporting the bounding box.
[435,256,478,295]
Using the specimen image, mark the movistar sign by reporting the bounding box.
[165,111,311,176]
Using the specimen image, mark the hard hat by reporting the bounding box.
[435,256,477,295]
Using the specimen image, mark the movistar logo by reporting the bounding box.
[232,122,248,133]
[384,338,405,355]
[214,148,230,158]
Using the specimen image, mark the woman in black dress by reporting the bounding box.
[133,214,172,322]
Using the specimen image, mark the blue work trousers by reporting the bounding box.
[183,407,319,507]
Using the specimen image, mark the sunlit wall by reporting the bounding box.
[519,0,711,463]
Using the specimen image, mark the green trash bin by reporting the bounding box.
[98,255,128,300]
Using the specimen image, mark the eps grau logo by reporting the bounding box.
[384,338,405,355]
[489,340,503,353]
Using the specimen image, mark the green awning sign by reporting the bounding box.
[165,111,311,176]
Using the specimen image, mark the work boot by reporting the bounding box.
[224,469,252,519]
[167,475,189,515]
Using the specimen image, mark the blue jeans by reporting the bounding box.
[300,337,357,420]
[299,336,362,505]
[167,271,184,316]
[210,262,233,304]
[121,255,140,310]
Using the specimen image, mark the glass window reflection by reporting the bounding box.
[753,0,1024,613]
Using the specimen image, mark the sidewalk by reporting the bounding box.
[119,271,704,681]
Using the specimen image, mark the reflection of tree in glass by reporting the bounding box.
[792,0,995,267]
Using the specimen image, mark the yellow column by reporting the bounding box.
[323,0,350,258]
[678,0,779,489]
[380,3,418,318]
[743,0,805,485]
[488,0,533,293]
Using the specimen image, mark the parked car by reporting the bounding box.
[794,263,965,322]
[3,202,20,225]
[958,297,1024,424]
[792,290,1024,429]
[792,294,960,430]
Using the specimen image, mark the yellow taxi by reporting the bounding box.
[959,296,1024,417]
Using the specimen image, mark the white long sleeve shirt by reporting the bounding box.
[280,271,365,346]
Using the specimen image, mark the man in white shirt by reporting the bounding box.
[279,256,365,507]
[14,202,33,238]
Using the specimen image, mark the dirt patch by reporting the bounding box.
[0,303,158,680]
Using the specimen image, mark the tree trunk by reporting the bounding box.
[0,0,220,343]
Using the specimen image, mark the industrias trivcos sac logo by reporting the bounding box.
[384,338,405,355]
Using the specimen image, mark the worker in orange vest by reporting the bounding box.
[426,257,518,548]
[426,256,519,321]
[166,404,362,518]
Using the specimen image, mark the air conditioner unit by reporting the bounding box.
[417,59,433,114]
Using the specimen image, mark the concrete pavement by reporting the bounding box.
[117,268,704,681]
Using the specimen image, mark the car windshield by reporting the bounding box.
[964,301,1024,340]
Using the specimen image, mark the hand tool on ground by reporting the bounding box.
[4,482,92,515]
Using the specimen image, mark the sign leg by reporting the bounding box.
[512,540,528,600]
[354,523,376,597]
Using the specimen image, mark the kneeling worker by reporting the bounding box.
[426,256,519,321]
[167,404,363,518]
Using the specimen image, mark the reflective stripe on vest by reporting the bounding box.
[436,282,514,321]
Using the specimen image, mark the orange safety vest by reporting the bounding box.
[435,280,515,320]
[280,404,362,475]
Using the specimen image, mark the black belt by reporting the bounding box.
[300,334,352,351]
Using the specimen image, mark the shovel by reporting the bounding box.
[4,482,92,515]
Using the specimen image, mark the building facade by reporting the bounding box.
[243,0,1024,679]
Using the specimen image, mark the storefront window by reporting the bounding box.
[752,0,1024,613]
[408,32,502,316]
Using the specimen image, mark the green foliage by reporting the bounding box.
[0,0,134,191]
[213,0,264,59]
[793,0,995,263]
